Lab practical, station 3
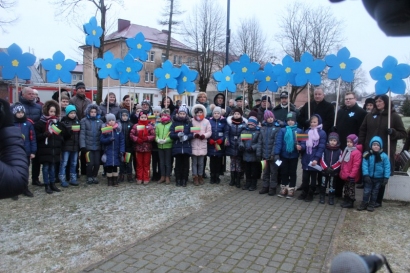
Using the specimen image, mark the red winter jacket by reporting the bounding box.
[339,144,362,182]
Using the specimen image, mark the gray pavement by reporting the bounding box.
[81,182,346,273]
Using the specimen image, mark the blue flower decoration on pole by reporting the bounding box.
[94,51,121,80]
[154,60,181,89]
[41,51,77,84]
[369,56,410,95]
[213,65,236,92]
[126,32,153,62]
[83,17,103,48]
[275,55,296,86]
[176,64,198,94]
[0,43,36,80]
[292,52,325,86]
[115,53,143,84]
[325,47,362,82]
[229,54,260,84]
[255,63,279,92]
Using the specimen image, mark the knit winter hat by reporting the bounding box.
[213,106,222,114]
[328,132,339,143]
[142,100,150,106]
[261,95,271,103]
[65,105,76,115]
[233,107,243,116]
[178,104,188,114]
[106,113,116,122]
[152,106,161,113]
[75,82,85,89]
[248,116,258,126]
[12,103,25,114]
[249,110,258,119]
[139,111,148,118]
[286,111,297,121]
[346,134,358,146]
[264,110,274,121]
[134,104,143,110]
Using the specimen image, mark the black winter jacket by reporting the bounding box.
[60,116,80,152]
[34,119,66,163]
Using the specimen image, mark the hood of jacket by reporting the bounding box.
[369,136,383,149]
[85,103,102,119]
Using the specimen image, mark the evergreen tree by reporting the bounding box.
[401,97,410,117]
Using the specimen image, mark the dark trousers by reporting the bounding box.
[86,150,101,178]
[280,157,298,187]
[31,156,41,182]
[209,156,223,175]
[151,150,160,177]
[333,176,344,197]
[301,170,319,192]
[174,154,190,180]
[376,185,386,205]
[77,151,87,175]
[245,161,259,180]
[363,178,382,204]
[262,160,278,188]
[158,148,172,177]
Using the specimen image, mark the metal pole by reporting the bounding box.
[225,0,230,110]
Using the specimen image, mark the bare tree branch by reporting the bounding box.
[0,0,18,32]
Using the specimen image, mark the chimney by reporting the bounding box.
[118,19,131,32]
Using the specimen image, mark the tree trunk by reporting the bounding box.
[165,0,174,59]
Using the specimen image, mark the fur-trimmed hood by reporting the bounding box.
[42,100,60,116]
[85,103,102,119]
[226,115,248,125]
[191,104,207,117]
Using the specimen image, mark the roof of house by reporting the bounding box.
[105,21,194,52]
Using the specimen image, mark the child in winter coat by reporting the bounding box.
[169,105,193,187]
[150,105,161,181]
[118,109,134,182]
[191,104,211,186]
[13,103,37,198]
[319,132,342,205]
[225,107,248,188]
[34,100,66,194]
[298,114,327,202]
[59,105,81,187]
[239,114,261,191]
[259,110,281,196]
[155,112,173,184]
[358,136,390,211]
[274,112,303,199]
[80,104,104,185]
[130,111,155,184]
[207,106,227,184]
[339,134,363,208]
[100,113,125,186]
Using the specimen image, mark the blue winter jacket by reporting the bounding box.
[260,122,280,160]
[274,126,303,159]
[14,118,37,156]
[225,116,248,157]
[362,136,391,179]
[239,126,261,162]
[169,116,193,156]
[300,127,327,170]
[207,117,227,157]
[100,123,125,166]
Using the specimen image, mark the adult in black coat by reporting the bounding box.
[297,87,335,134]
[0,99,29,199]
[272,91,299,127]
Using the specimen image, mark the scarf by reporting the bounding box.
[138,119,149,136]
[40,114,58,144]
[340,146,357,163]
[306,124,322,154]
[326,143,340,150]
[281,104,288,108]
[285,124,297,153]
[232,117,243,125]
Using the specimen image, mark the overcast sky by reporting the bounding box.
[2,0,410,94]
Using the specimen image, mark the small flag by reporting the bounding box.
[22,134,25,140]
[124,152,131,163]
[175,125,184,132]
[190,127,200,133]
[214,143,221,151]
[71,125,80,132]
[136,125,145,131]
[85,151,90,163]
[241,134,252,140]
[261,160,267,171]
[101,126,113,133]
[296,133,308,141]
[50,124,62,135]
[148,115,156,120]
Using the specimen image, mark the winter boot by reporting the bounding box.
[107,176,112,186]
[210,173,216,184]
[193,175,199,186]
[69,173,79,186]
[215,174,221,184]
[242,178,250,190]
[44,184,53,194]
[86,177,94,184]
[341,197,355,208]
[298,189,308,200]
[229,171,235,186]
[112,176,119,187]
[304,189,314,202]
[259,187,269,194]
[268,187,277,196]
[286,187,295,199]
[176,179,181,187]
[50,183,61,192]
[157,176,166,184]
[248,179,257,191]
[278,185,288,198]
[127,174,133,183]
[93,177,99,184]
[357,201,368,211]
[319,187,326,204]
[235,172,242,189]
[165,176,171,184]
[182,179,187,187]
[198,175,204,185]
[367,202,375,212]
[328,191,335,205]
[59,174,69,187]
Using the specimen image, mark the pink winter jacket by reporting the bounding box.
[191,118,211,156]
[339,144,363,182]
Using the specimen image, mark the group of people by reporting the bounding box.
[2,83,408,211]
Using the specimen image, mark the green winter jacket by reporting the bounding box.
[155,122,173,149]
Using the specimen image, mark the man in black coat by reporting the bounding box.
[273,91,298,127]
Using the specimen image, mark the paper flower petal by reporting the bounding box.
[126,32,153,62]
[213,65,236,92]
[83,17,103,48]
[41,51,76,84]
[0,43,36,80]
[154,60,181,89]
[177,64,198,93]
[229,54,260,84]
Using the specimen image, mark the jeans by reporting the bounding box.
[158,148,172,176]
[191,155,205,176]
[60,151,78,176]
[363,177,383,204]
[42,162,55,184]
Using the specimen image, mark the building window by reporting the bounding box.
[178,56,182,65]
[145,72,149,82]
[72,74,76,81]
[142,93,153,105]
[150,72,154,83]
[173,55,177,65]
[162,53,166,63]
[78,74,83,81]
[150,51,155,62]
[187,95,194,106]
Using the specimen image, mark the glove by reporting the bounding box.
[209,139,215,145]
[387,128,394,135]
[326,167,333,174]
[225,140,230,146]
[141,135,148,142]
[177,132,184,137]
[216,139,223,145]
[81,147,87,154]
[194,133,200,139]
[246,146,253,152]
[44,131,52,137]
[136,137,144,144]
[274,155,280,162]
[348,177,355,183]
[331,126,337,132]
[382,178,389,186]
[0,99,14,128]
[238,144,245,151]
[157,139,165,144]
[269,155,275,161]
[200,134,205,140]
[363,175,371,184]
[182,135,188,142]
[110,137,115,142]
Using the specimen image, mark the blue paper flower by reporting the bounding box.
[275,55,296,86]
[115,53,143,84]
[325,47,362,82]
[369,56,410,95]
[94,51,121,80]
[229,54,260,84]
[0,43,36,80]
[154,60,181,89]
[41,51,77,84]
[213,65,236,92]
[126,32,153,62]
[255,63,279,92]
[83,17,103,48]
[176,64,198,94]
[292,52,326,86]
